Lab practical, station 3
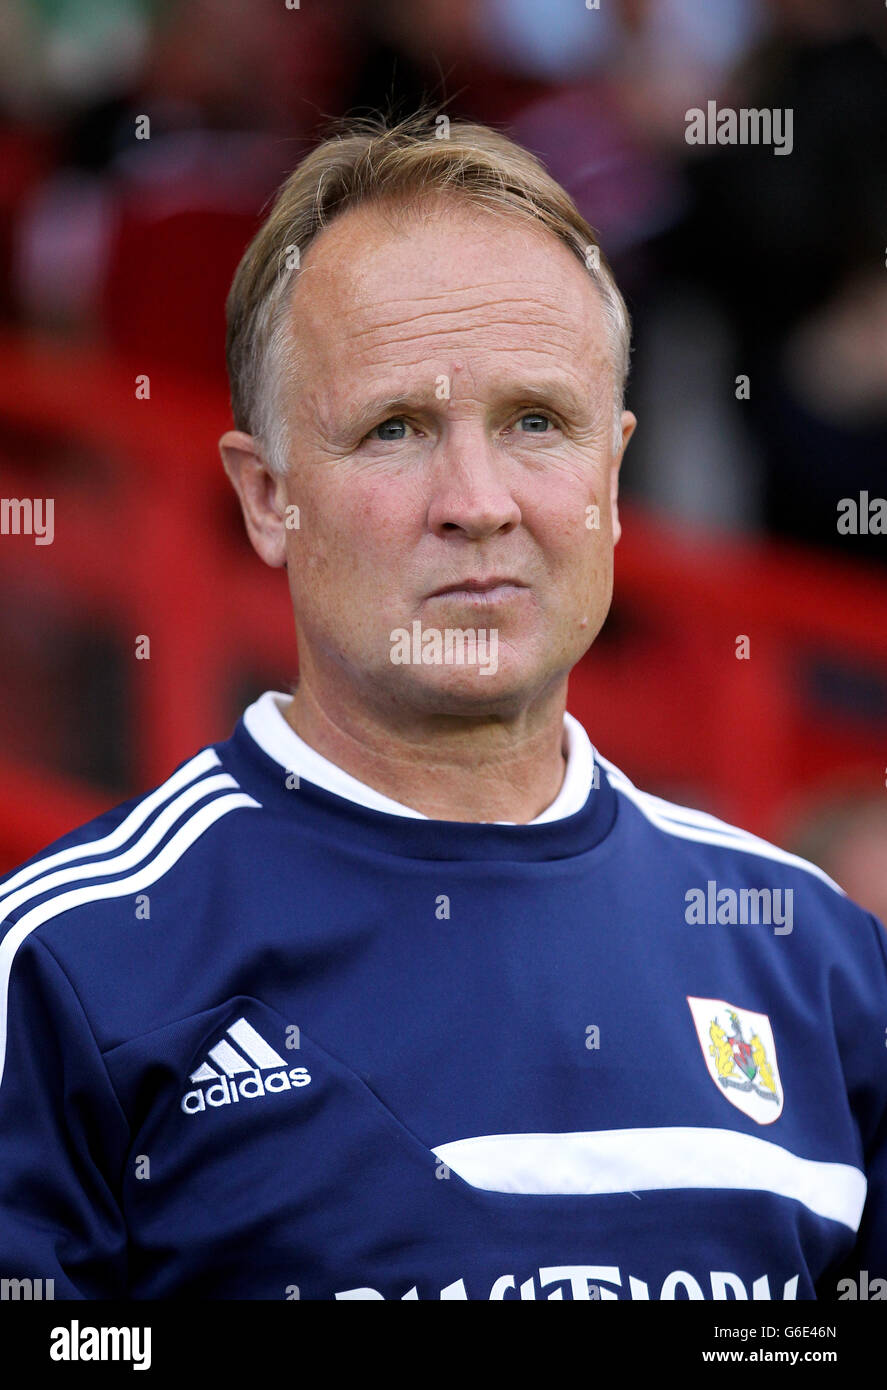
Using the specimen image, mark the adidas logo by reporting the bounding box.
[181,1016,311,1115]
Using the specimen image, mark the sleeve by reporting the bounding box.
[826,912,887,1294]
[0,931,130,1298]
[851,1109,887,1286]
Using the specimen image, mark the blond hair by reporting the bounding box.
[225,109,631,473]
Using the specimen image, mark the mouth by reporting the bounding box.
[427,579,529,606]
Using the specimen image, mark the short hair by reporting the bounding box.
[225,109,632,475]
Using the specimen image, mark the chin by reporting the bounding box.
[401,661,539,717]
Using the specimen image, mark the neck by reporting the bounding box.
[283,674,569,824]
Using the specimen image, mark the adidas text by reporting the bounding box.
[182,1067,311,1114]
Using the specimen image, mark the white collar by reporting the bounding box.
[242,691,595,824]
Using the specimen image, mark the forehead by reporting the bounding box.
[283,196,611,394]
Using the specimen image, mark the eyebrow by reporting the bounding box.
[340,376,590,437]
[517,379,589,415]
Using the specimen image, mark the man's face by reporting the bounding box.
[256,197,633,719]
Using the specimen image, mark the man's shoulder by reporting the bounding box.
[597,754,887,965]
[0,742,261,944]
[598,750,845,896]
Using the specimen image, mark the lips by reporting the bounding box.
[429,577,526,597]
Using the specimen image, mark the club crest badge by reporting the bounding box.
[687,996,783,1124]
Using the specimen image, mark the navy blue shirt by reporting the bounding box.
[0,714,885,1300]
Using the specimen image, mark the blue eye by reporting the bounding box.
[368,417,409,441]
[518,413,553,432]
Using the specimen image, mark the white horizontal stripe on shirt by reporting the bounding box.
[431,1127,866,1230]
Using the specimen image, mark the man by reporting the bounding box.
[0,113,885,1301]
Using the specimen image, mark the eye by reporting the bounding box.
[365,416,414,442]
[516,412,556,433]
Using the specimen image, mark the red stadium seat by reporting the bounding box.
[100,202,264,388]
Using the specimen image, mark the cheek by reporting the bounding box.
[541,452,610,514]
[350,477,423,565]
[293,479,413,603]
[541,489,615,611]
[530,473,611,562]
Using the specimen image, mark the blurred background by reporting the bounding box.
[0,0,885,918]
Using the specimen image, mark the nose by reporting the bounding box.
[425,425,522,539]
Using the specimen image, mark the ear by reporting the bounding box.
[218,430,289,568]
[610,410,636,546]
